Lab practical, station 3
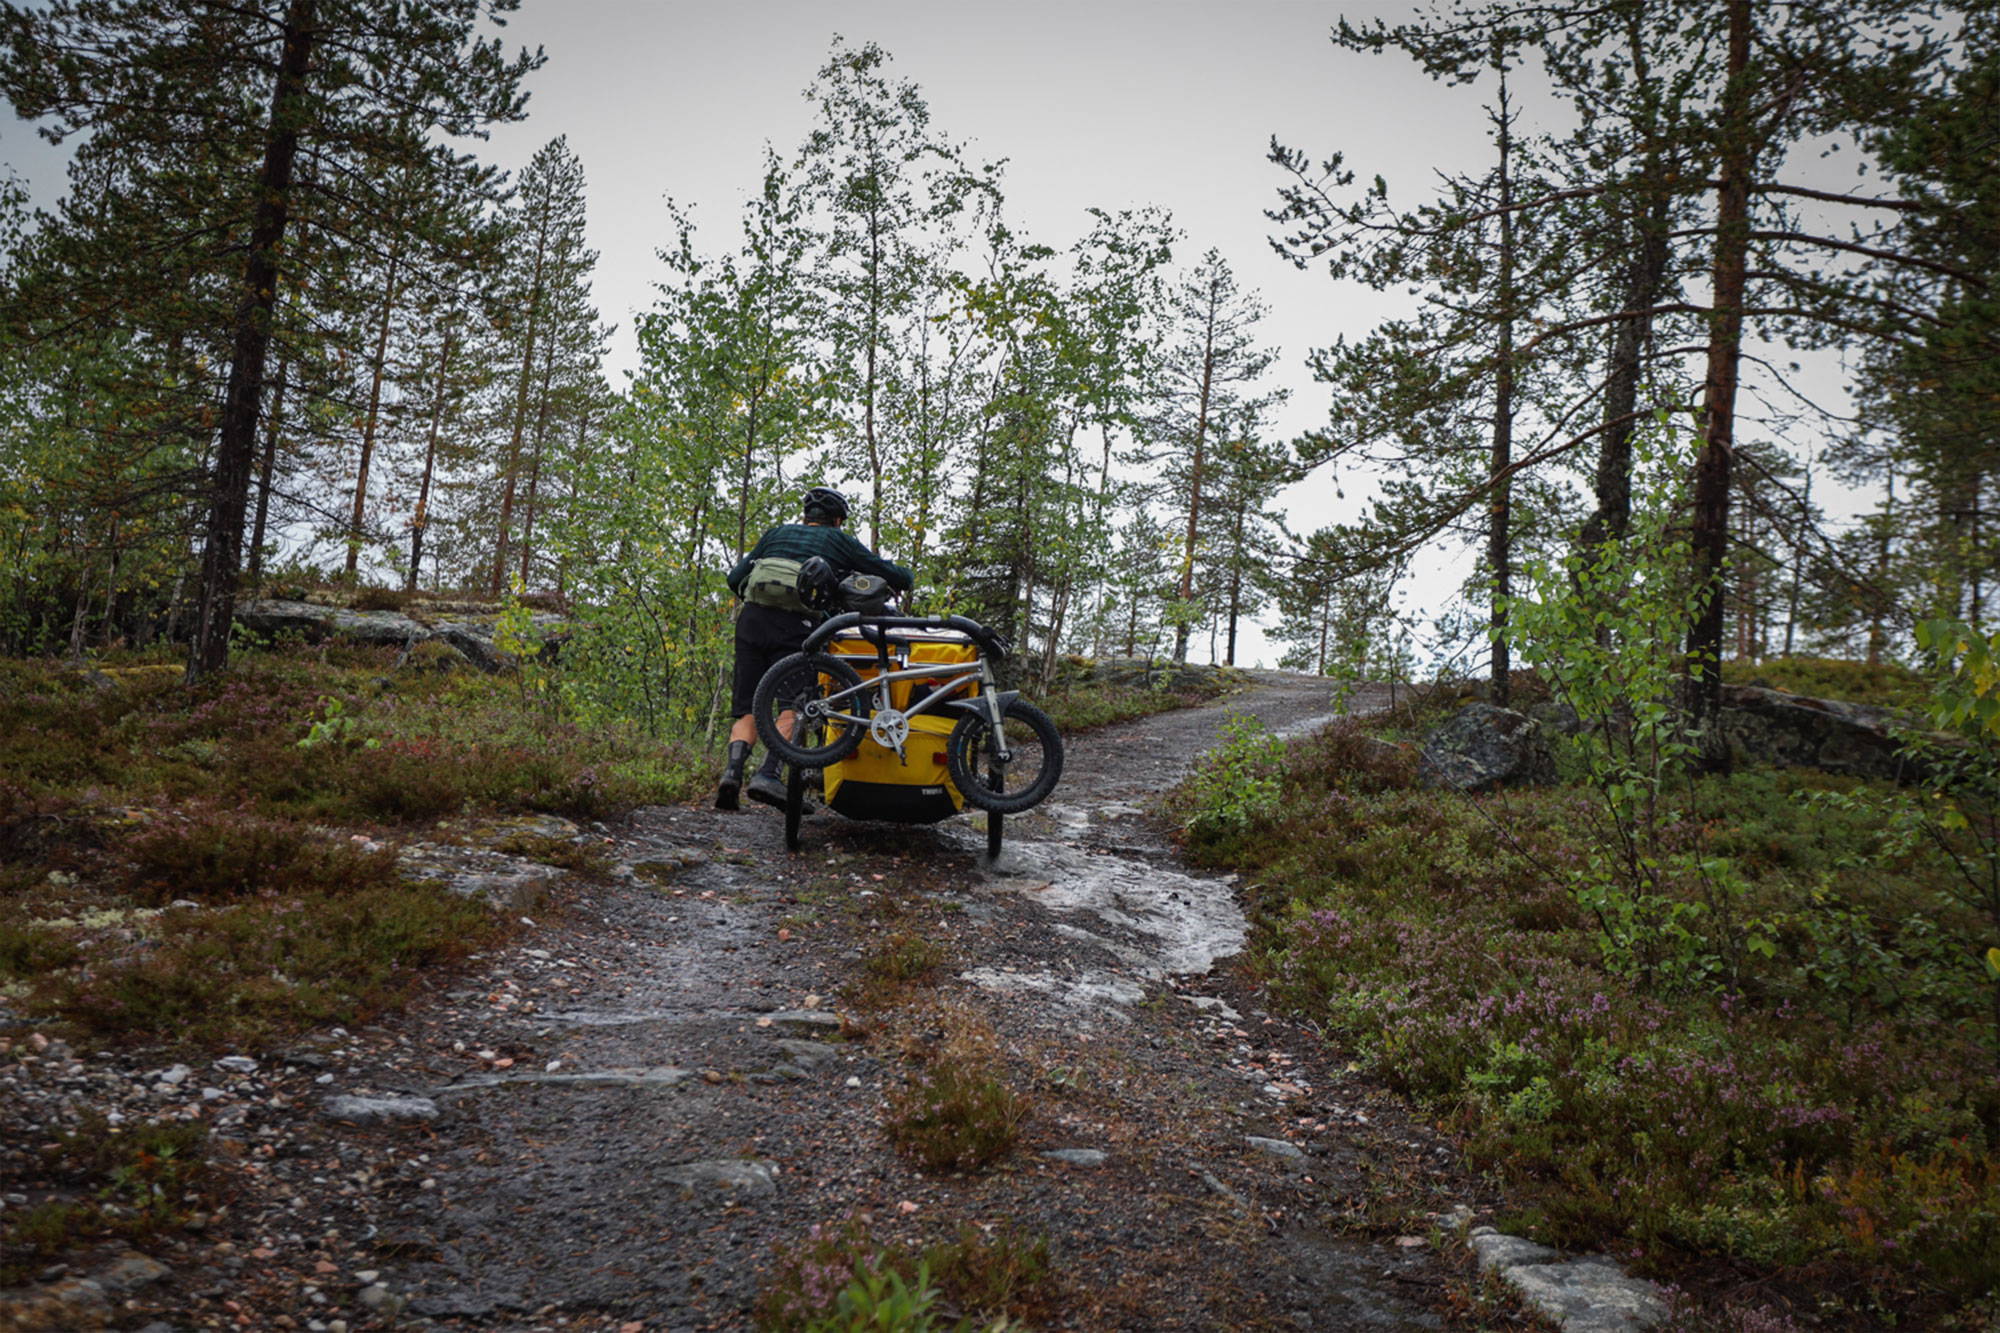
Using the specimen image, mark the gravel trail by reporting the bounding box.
[9,672,1496,1331]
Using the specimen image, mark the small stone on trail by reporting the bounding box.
[321,1094,439,1125]
[1245,1135,1306,1161]
[1041,1148,1107,1166]
[661,1159,777,1196]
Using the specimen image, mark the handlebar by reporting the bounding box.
[804,610,1011,661]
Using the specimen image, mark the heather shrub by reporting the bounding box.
[1040,675,1229,733]
[1,1113,214,1285]
[43,879,499,1046]
[350,584,410,612]
[886,1055,1032,1173]
[121,808,403,903]
[884,1013,1032,1174]
[1186,714,2000,1310]
[755,1215,1048,1332]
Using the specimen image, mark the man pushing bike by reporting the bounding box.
[716,487,913,811]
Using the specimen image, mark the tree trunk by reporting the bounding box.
[408,324,456,593]
[1688,0,1754,742]
[1579,6,1672,562]
[1867,470,1893,664]
[492,213,550,597]
[1174,306,1219,665]
[346,243,401,579]
[1488,69,1517,709]
[248,349,289,591]
[864,195,884,547]
[187,0,316,684]
[518,344,557,586]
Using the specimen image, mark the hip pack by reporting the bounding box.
[743,555,810,612]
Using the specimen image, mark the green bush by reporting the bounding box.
[1181,715,2000,1313]
[1723,655,1929,710]
[886,1054,1032,1173]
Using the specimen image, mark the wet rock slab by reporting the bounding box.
[1469,1226,1666,1331]
[660,1158,778,1196]
[397,842,562,912]
[322,1093,440,1124]
[435,1066,694,1094]
[984,840,1247,974]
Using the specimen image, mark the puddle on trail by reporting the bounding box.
[1271,711,1342,740]
[975,836,1247,977]
[958,966,1145,1014]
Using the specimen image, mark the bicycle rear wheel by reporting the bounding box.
[752,652,866,768]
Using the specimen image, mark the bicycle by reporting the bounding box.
[750,585,1064,855]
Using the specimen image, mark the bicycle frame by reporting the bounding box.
[803,655,1015,761]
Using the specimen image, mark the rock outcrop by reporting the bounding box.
[1431,684,1927,788]
[233,598,565,673]
[1714,683,1919,783]
[1418,703,1553,792]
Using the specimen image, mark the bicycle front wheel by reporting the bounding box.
[753,652,866,768]
[947,698,1064,814]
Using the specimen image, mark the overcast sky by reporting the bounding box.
[3,2,1823,667]
[464,0,1513,663]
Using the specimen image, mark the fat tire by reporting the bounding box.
[753,652,865,768]
[947,698,1064,815]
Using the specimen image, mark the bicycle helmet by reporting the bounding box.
[796,555,839,610]
[802,486,849,525]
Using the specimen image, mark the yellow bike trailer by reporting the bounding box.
[750,610,1064,857]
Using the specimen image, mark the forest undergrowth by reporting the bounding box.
[0,637,1219,1055]
[1175,665,2000,1329]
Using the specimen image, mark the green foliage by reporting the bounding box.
[1175,713,1285,848]
[755,1216,1044,1333]
[296,694,380,751]
[1180,708,2000,1313]
[885,1055,1032,1174]
[1504,419,1772,990]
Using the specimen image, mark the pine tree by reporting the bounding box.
[798,38,973,549]
[1137,249,1277,665]
[0,0,540,678]
[489,137,599,597]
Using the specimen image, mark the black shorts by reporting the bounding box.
[731,603,815,717]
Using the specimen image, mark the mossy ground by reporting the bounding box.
[1174,668,2000,1326]
[0,641,708,1052]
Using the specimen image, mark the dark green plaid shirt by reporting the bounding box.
[725,523,913,598]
